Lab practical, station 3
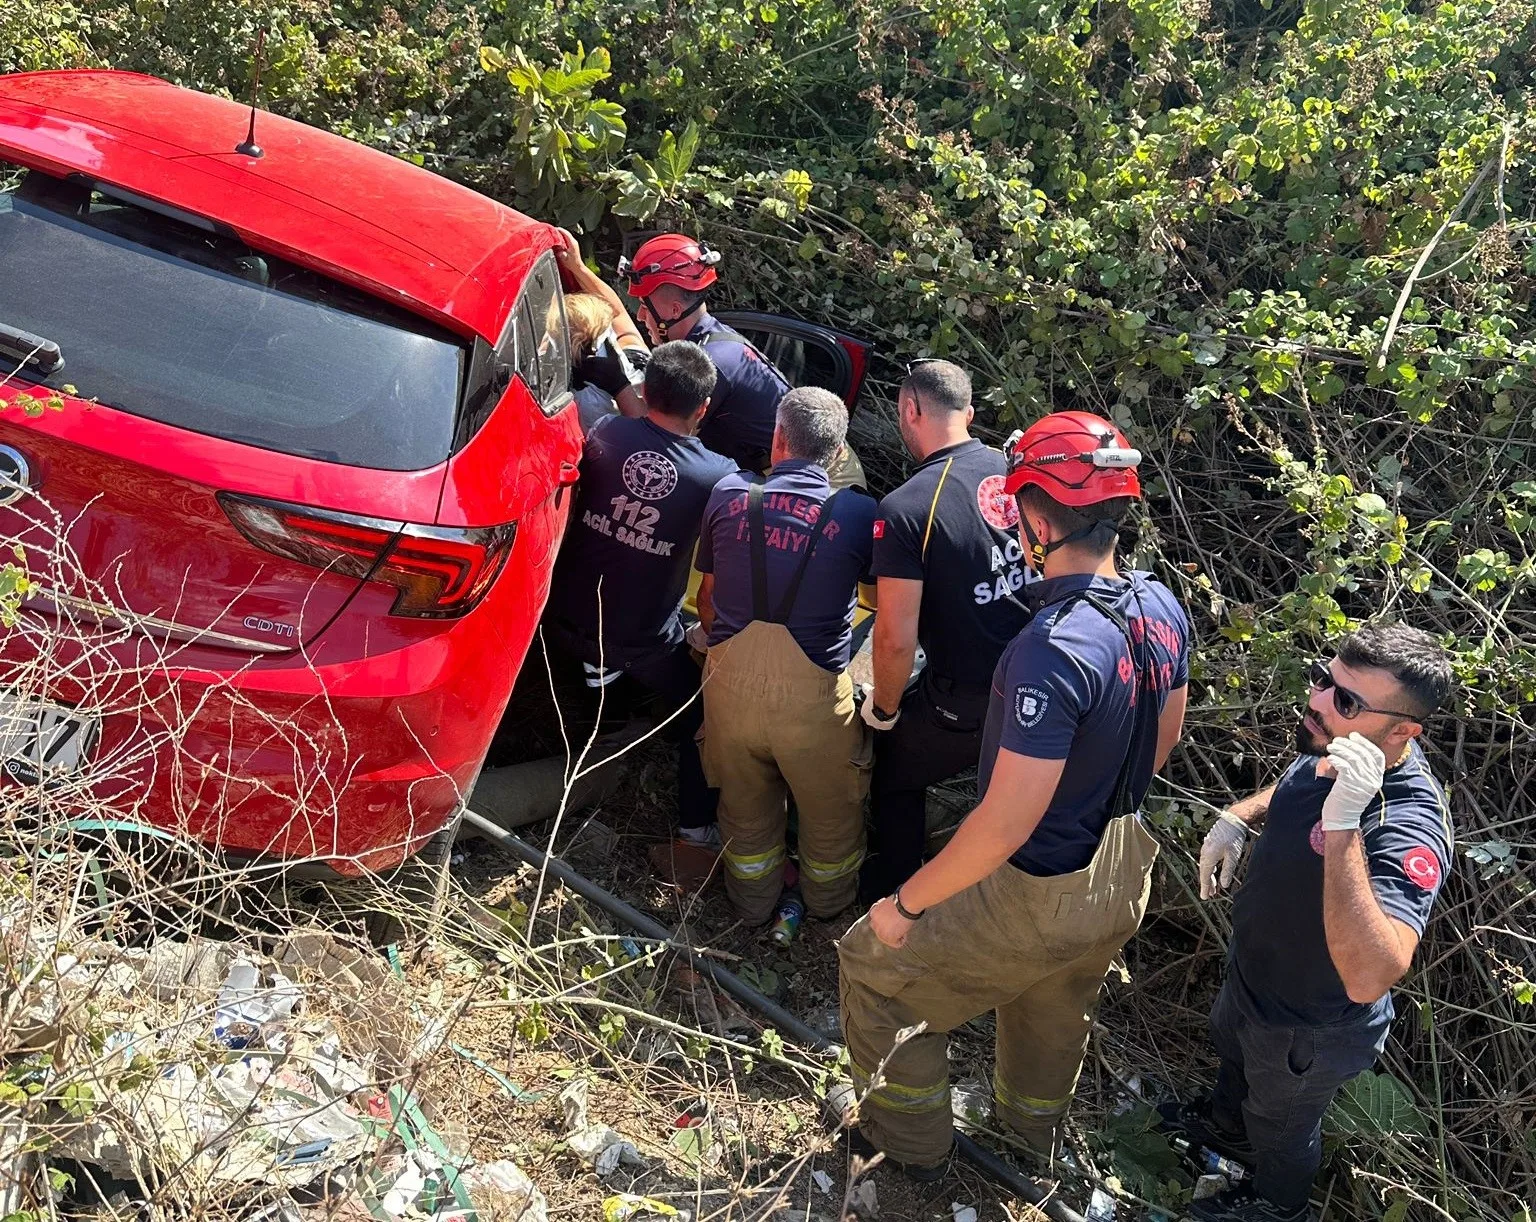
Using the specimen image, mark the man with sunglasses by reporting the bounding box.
[837,411,1189,1179]
[1186,624,1453,1222]
[856,359,1032,901]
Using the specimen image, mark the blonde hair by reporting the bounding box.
[564,293,612,355]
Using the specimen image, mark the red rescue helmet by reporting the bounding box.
[619,233,721,297]
[1003,411,1142,505]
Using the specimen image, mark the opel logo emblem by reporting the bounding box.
[0,445,32,506]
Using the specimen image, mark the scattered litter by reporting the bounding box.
[461,1158,548,1222]
[449,1042,544,1103]
[849,1179,879,1219]
[1085,1187,1118,1221]
[0,920,542,1222]
[570,1125,646,1176]
[951,1204,978,1222]
[560,1078,591,1131]
[950,1080,992,1126]
[805,1004,841,1042]
[1193,1174,1227,1200]
[811,1169,834,1195]
[603,1194,681,1222]
[212,956,299,1048]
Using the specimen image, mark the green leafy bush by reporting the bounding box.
[6,0,1536,1211]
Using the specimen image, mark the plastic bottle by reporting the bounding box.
[769,892,805,945]
[1170,1134,1249,1182]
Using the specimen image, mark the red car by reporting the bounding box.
[0,71,871,876]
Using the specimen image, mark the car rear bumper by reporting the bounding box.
[1,598,529,874]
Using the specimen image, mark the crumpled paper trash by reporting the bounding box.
[570,1126,647,1177]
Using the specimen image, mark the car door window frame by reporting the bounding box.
[712,310,864,407]
[509,251,573,418]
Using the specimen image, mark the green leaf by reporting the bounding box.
[670,1124,710,1165]
[1327,1070,1429,1138]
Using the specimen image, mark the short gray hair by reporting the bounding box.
[775,386,847,467]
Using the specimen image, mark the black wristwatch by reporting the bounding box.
[873,703,899,723]
[892,889,926,921]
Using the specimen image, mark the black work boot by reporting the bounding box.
[1188,1186,1313,1222]
[826,1082,952,1184]
[1158,1096,1255,1164]
[847,1127,952,1184]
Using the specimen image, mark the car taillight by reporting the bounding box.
[218,493,516,619]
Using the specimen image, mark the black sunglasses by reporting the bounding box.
[1308,660,1419,721]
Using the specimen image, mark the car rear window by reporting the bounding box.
[0,166,466,471]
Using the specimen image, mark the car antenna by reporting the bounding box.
[234,28,267,159]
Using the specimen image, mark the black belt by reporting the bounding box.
[924,671,991,697]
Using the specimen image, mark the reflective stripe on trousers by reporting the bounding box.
[724,844,788,880]
[852,1058,950,1116]
[699,622,870,925]
[837,813,1160,1167]
[802,845,866,884]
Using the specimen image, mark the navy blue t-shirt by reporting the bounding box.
[689,313,790,472]
[545,415,735,667]
[1229,743,1452,1029]
[976,572,1191,875]
[872,438,1033,688]
[696,460,877,672]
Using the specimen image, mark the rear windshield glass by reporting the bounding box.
[0,166,466,471]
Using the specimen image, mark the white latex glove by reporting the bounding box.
[1319,731,1386,832]
[684,621,709,653]
[1198,812,1249,900]
[858,683,901,731]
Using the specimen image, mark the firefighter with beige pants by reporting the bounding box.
[837,412,1192,1177]
[695,386,879,924]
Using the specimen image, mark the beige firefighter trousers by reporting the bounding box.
[699,621,871,925]
[838,812,1159,1167]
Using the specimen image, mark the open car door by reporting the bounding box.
[712,311,873,410]
[687,311,878,639]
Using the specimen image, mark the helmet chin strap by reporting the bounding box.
[1019,513,1120,571]
[647,292,706,339]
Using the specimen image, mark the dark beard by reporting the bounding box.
[1295,715,1326,756]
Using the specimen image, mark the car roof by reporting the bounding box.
[0,69,551,341]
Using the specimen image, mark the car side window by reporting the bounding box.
[732,327,842,394]
[512,252,571,415]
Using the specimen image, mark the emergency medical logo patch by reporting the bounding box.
[1014,685,1049,730]
[977,474,1020,531]
[1402,846,1442,891]
[622,451,679,501]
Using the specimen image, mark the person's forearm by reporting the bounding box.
[1323,831,1412,1003]
[871,617,917,713]
[616,385,647,418]
[1228,784,1276,829]
[898,801,1040,914]
[697,576,715,634]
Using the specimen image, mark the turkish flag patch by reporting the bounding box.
[1402,846,1442,891]
[872,519,885,539]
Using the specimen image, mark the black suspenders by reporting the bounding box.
[746,482,847,624]
[1038,584,1159,819]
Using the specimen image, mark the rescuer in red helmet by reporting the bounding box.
[618,234,791,473]
[836,410,1191,1181]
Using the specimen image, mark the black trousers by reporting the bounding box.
[541,620,718,832]
[1209,979,1385,1213]
[858,671,990,902]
